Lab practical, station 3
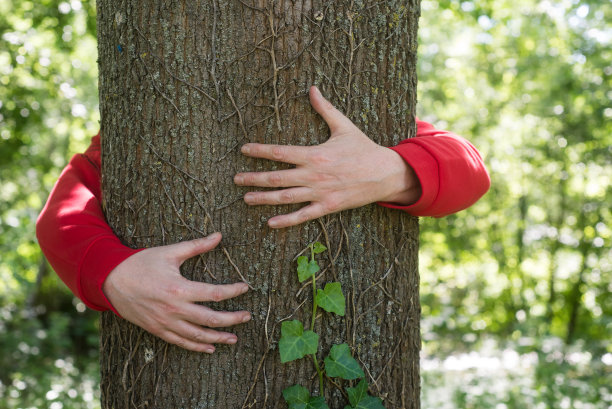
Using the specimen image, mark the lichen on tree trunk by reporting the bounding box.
[97,1,421,408]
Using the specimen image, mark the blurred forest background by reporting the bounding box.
[0,0,610,408]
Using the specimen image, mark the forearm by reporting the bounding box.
[36,139,141,312]
[380,119,490,216]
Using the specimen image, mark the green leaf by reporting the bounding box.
[323,343,365,380]
[345,379,386,409]
[282,385,310,409]
[306,396,329,409]
[282,385,330,409]
[346,378,368,407]
[343,395,385,409]
[283,384,310,407]
[279,320,319,363]
[315,282,345,316]
[297,256,320,282]
[312,242,327,254]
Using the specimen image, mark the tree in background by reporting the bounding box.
[417,1,611,407]
[97,1,420,407]
[0,1,102,407]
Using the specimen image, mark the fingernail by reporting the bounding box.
[268,219,279,228]
[243,193,252,203]
[208,232,221,240]
[241,145,250,154]
[234,175,243,184]
[242,313,251,323]
[205,347,215,354]
[227,336,237,344]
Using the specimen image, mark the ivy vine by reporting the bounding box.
[279,242,386,409]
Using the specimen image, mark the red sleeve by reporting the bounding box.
[379,119,490,217]
[36,134,143,313]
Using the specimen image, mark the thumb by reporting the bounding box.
[164,232,222,263]
[309,86,351,133]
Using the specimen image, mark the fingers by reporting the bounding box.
[234,168,311,188]
[267,203,327,229]
[182,304,251,328]
[172,321,238,346]
[152,283,251,353]
[164,232,222,263]
[150,284,250,353]
[159,330,216,354]
[240,142,311,165]
[186,281,249,303]
[309,85,352,132]
[160,322,239,354]
[244,187,312,206]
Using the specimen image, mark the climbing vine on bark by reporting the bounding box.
[279,242,385,409]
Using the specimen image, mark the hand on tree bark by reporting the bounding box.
[102,232,251,353]
[234,85,422,228]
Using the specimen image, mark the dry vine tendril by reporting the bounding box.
[279,242,386,409]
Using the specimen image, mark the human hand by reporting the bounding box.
[234,86,422,228]
[102,232,251,353]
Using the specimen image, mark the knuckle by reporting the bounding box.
[209,287,224,302]
[268,173,282,186]
[187,240,200,252]
[206,315,221,327]
[155,314,170,329]
[325,202,338,213]
[271,146,285,160]
[246,193,260,204]
[324,196,342,213]
[280,190,294,203]
[311,153,330,165]
[169,335,186,348]
[161,302,180,316]
[148,325,164,338]
[157,322,169,333]
[297,211,312,224]
[191,330,206,342]
[310,172,330,184]
[166,284,186,299]
[314,172,329,183]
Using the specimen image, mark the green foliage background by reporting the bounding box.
[0,0,609,408]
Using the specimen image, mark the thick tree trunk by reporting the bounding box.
[98,1,421,408]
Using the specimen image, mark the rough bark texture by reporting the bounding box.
[98,1,421,408]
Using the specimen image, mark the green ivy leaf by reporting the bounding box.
[343,379,386,408]
[315,282,345,316]
[297,256,320,282]
[282,385,330,409]
[312,242,327,254]
[305,396,329,409]
[324,343,364,380]
[279,320,319,363]
[283,384,310,407]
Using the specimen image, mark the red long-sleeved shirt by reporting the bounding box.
[36,120,490,313]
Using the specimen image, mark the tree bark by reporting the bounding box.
[97,1,421,408]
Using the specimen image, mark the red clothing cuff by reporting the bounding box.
[378,143,440,215]
[78,238,143,314]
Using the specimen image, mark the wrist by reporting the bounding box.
[378,147,422,205]
[79,237,143,313]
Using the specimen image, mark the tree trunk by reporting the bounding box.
[97,1,421,408]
